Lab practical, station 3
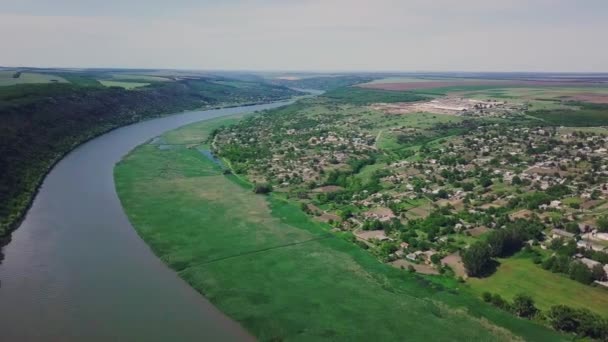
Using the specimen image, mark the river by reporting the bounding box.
[0,100,300,341]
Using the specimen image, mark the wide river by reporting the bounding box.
[0,100,299,341]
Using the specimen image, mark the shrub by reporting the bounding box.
[253,183,273,194]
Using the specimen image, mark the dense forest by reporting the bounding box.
[0,78,299,236]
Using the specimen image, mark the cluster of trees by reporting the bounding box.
[483,292,608,340]
[361,217,403,233]
[548,305,608,340]
[506,184,571,211]
[542,254,606,285]
[462,219,544,276]
[405,208,458,241]
[0,78,298,236]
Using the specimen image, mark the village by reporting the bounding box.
[212,95,608,289]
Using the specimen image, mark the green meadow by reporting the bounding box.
[114,114,564,341]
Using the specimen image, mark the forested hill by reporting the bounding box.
[0,78,299,236]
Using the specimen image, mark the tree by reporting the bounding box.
[462,242,492,277]
[479,176,493,188]
[339,208,353,221]
[462,182,474,192]
[512,294,538,318]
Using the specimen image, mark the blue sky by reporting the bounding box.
[1,0,607,71]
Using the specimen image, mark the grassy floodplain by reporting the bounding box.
[115,114,564,341]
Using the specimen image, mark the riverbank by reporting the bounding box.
[114,114,565,341]
[0,90,297,242]
[0,79,301,239]
[0,101,296,341]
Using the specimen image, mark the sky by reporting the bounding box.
[1,0,607,72]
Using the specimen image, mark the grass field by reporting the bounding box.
[110,73,172,82]
[467,254,608,317]
[0,71,68,86]
[114,114,564,341]
[99,80,149,89]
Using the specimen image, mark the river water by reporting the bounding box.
[0,101,297,341]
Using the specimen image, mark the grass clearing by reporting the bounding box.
[467,255,608,317]
[114,115,565,341]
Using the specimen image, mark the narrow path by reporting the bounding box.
[375,129,383,148]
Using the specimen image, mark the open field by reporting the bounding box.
[99,80,150,89]
[0,71,68,86]
[361,79,608,92]
[110,73,173,82]
[467,255,608,317]
[115,115,564,341]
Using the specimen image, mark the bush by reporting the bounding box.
[568,261,593,285]
[482,292,492,302]
[253,183,273,194]
[490,294,510,310]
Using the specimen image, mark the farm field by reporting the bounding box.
[467,254,608,317]
[0,70,68,86]
[114,114,564,341]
